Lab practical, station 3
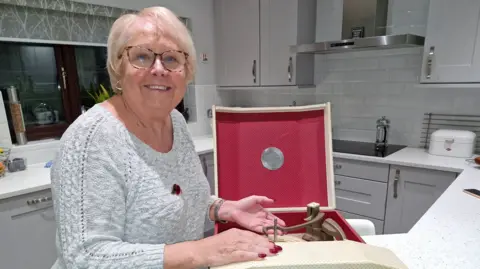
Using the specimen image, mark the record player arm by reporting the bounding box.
[262,212,325,236]
[322,218,347,240]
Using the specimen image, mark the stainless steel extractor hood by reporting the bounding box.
[291,0,425,54]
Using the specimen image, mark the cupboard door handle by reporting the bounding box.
[334,164,342,170]
[425,46,434,79]
[27,196,52,205]
[287,57,293,82]
[61,66,67,90]
[252,60,257,83]
[393,169,400,198]
[335,180,341,186]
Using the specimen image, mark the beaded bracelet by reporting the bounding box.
[214,198,228,223]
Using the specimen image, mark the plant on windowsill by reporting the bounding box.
[87,84,113,104]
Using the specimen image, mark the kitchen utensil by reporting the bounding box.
[6,86,27,145]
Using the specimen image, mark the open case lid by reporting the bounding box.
[212,103,336,212]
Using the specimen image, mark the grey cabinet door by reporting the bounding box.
[259,0,316,86]
[201,153,215,195]
[384,165,456,234]
[335,175,388,220]
[338,210,384,235]
[420,0,480,83]
[0,189,57,269]
[214,0,260,87]
[200,153,216,234]
[333,158,390,183]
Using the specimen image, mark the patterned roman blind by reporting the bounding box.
[0,0,189,44]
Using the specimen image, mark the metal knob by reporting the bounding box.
[335,180,341,186]
[27,196,52,205]
[334,164,342,170]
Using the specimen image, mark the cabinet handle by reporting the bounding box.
[425,46,434,79]
[334,163,342,170]
[61,66,67,90]
[335,180,341,186]
[27,196,52,205]
[393,169,400,198]
[252,60,257,83]
[287,56,293,82]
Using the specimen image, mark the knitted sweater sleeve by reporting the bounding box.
[50,123,165,269]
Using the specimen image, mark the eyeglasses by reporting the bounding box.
[121,46,189,72]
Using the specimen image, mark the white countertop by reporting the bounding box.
[0,135,216,200]
[1,136,479,268]
[334,148,480,268]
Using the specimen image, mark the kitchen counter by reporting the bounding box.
[0,135,215,200]
[335,148,480,268]
[1,136,479,268]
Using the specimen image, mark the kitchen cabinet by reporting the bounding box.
[383,165,456,234]
[200,152,215,195]
[420,0,480,83]
[214,0,260,87]
[333,158,389,234]
[0,189,57,269]
[338,210,384,235]
[333,158,390,183]
[334,174,388,220]
[200,152,216,236]
[214,0,316,88]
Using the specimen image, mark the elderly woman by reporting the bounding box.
[50,6,285,269]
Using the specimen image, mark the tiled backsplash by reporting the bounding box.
[226,47,480,147]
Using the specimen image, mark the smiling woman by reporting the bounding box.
[49,6,285,269]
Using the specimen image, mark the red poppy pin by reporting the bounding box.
[172,184,182,195]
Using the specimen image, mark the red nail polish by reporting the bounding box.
[275,245,283,251]
[171,184,181,195]
[270,248,278,254]
[258,253,267,258]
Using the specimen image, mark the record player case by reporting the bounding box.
[211,103,364,243]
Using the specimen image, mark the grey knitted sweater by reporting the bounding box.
[50,104,216,269]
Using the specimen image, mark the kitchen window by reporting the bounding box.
[0,41,188,144]
[0,1,192,144]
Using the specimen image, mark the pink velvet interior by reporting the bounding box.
[214,110,330,208]
[214,210,365,243]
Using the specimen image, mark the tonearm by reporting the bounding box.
[262,202,347,242]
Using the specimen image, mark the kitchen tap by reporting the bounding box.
[375,116,390,150]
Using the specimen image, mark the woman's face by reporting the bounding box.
[120,21,188,117]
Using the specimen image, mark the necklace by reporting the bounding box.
[120,95,148,128]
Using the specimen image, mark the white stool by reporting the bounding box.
[346,219,376,236]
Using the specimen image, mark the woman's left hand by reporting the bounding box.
[219,195,286,234]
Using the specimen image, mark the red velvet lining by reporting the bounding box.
[214,110,330,208]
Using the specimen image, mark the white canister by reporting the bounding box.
[428,129,476,158]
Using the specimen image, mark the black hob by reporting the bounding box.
[332,139,407,158]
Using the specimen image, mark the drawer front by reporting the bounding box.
[338,210,384,235]
[333,158,389,183]
[335,175,387,220]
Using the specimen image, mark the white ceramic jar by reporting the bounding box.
[428,129,476,158]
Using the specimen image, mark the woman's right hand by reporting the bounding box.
[197,228,282,267]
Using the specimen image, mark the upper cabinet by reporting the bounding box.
[214,0,317,88]
[420,0,480,83]
[214,0,260,87]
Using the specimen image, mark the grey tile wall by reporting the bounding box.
[228,47,480,147]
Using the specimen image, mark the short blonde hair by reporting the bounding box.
[106,7,197,92]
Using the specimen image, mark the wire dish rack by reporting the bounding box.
[421,113,480,154]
